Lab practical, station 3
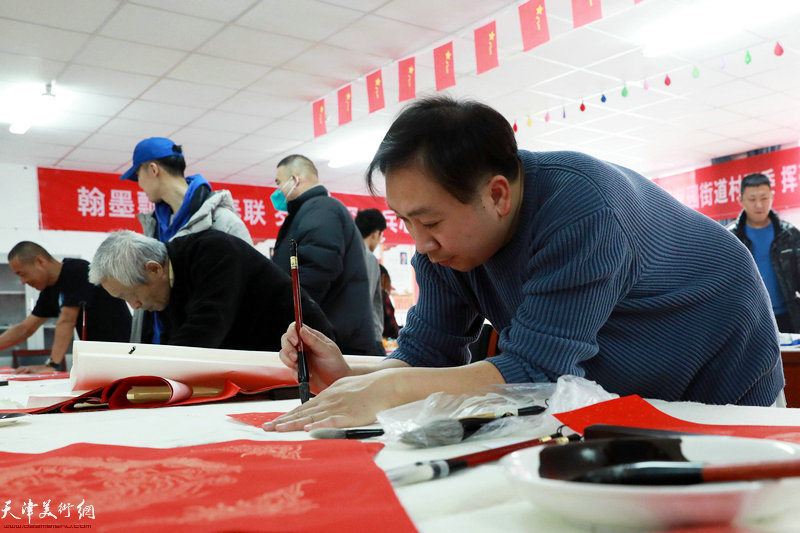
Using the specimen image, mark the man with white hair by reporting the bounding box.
[89,229,334,351]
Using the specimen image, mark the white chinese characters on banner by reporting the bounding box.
[108,190,136,218]
[77,187,105,217]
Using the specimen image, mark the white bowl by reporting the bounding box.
[501,435,800,530]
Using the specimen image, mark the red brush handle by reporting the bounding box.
[704,459,800,483]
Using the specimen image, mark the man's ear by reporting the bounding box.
[34,255,48,268]
[145,261,164,277]
[485,175,513,217]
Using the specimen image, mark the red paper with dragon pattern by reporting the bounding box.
[0,439,416,532]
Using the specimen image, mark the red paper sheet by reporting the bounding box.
[228,412,283,428]
[555,395,800,444]
[0,439,416,532]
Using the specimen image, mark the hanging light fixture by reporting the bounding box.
[4,80,64,135]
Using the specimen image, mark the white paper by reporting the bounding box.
[69,340,383,392]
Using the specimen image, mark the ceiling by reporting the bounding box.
[1,0,800,196]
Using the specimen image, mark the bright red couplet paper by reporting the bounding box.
[0,439,415,532]
[228,412,283,427]
[555,395,800,444]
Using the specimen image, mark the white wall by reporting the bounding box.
[0,163,112,261]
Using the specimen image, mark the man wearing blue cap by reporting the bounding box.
[120,137,252,343]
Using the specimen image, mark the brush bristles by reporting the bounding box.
[400,420,465,447]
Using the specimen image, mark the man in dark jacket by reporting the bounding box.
[728,172,800,332]
[270,155,384,355]
[89,229,335,352]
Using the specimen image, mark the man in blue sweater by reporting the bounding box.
[265,96,785,432]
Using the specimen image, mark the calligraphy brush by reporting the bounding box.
[387,432,580,486]
[289,239,310,403]
[399,404,547,447]
[572,458,800,485]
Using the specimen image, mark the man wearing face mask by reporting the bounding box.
[270,155,384,356]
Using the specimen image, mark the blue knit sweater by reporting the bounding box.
[389,150,784,406]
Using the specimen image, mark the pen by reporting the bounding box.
[386,432,580,486]
[289,239,311,404]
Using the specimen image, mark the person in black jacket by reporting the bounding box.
[270,155,384,356]
[728,172,800,332]
[88,229,335,352]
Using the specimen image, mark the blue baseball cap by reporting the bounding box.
[119,137,184,181]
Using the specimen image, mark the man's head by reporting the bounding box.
[272,154,319,211]
[120,137,186,201]
[89,231,171,312]
[379,263,392,293]
[7,241,58,291]
[365,96,522,272]
[355,209,387,252]
[739,173,773,228]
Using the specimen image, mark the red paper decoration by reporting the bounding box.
[664,74,672,86]
[580,101,586,111]
[775,42,784,56]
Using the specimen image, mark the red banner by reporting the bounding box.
[337,85,352,126]
[37,168,415,245]
[652,146,800,221]
[474,21,499,74]
[398,57,416,102]
[433,41,456,91]
[366,69,385,114]
[312,98,326,137]
[571,0,602,28]
[519,1,550,51]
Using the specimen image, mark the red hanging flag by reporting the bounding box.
[312,98,326,137]
[519,1,551,51]
[366,69,385,113]
[571,0,602,28]
[337,85,352,126]
[398,57,416,102]
[433,41,456,91]
[474,21,499,74]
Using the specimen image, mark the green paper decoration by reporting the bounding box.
[745,50,752,64]
[621,85,629,98]
[692,66,700,78]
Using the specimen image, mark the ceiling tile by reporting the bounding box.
[97,117,181,138]
[139,79,236,108]
[168,54,267,89]
[282,43,385,80]
[238,0,364,41]
[199,26,312,66]
[129,0,260,22]
[325,15,443,57]
[99,4,224,51]
[189,110,272,134]
[0,19,89,62]
[74,36,187,77]
[375,0,513,32]
[58,64,157,98]
[216,91,306,119]
[248,69,341,100]
[0,0,119,33]
[117,100,207,125]
[67,92,132,117]
[0,52,65,84]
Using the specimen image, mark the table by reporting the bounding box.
[3,378,800,532]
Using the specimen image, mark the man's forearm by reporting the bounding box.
[48,322,74,364]
[0,322,35,351]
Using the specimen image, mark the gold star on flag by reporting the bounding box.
[536,4,543,15]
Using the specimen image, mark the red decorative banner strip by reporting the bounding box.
[398,57,416,102]
[434,41,456,91]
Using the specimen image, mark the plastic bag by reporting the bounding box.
[376,375,618,448]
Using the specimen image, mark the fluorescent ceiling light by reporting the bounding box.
[635,0,800,57]
[326,132,383,169]
[0,81,70,134]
